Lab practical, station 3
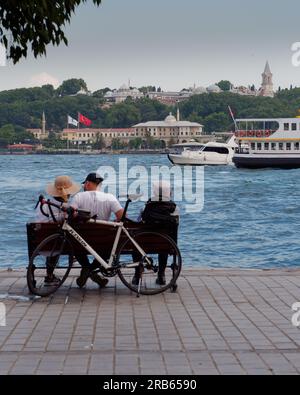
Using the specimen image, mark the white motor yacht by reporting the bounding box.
[168,135,237,165]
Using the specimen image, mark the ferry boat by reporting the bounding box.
[168,136,237,166]
[233,118,300,169]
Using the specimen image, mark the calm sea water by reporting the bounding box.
[1,154,300,269]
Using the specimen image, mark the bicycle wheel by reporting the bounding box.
[116,231,182,295]
[27,233,74,297]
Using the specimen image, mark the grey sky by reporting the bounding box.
[0,0,299,92]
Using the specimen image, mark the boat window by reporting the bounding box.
[257,143,262,150]
[203,146,229,154]
[172,144,204,154]
[286,142,291,151]
[193,146,204,151]
[251,143,255,150]
[279,143,284,150]
[295,142,300,150]
[284,123,290,131]
[264,143,269,150]
[236,120,279,133]
[271,143,277,150]
[292,123,297,131]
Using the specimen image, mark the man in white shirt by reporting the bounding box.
[72,173,124,288]
[72,183,123,222]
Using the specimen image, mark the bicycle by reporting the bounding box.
[27,194,182,298]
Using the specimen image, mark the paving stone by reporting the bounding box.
[1,268,300,375]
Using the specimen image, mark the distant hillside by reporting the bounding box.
[0,84,169,131]
[0,81,299,134]
[181,91,295,133]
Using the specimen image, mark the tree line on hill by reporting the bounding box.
[0,78,299,147]
[0,124,35,148]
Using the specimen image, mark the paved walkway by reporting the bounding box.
[0,268,299,375]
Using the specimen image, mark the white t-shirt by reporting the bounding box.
[71,191,123,221]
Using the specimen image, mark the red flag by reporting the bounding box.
[79,113,92,127]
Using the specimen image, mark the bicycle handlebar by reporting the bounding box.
[119,193,143,202]
[37,195,66,211]
[36,195,76,221]
[36,194,137,223]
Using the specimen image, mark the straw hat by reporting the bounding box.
[46,176,80,201]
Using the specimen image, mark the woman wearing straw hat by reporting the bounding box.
[36,175,81,223]
[36,175,81,286]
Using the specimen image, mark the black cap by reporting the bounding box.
[82,173,104,185]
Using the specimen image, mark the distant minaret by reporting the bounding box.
[177,106,180,122]
[42,111,46,134]
[259,61,274,98]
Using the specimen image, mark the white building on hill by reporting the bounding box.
[104,83,144,103]
[230,61,275,98]
[133,112,203,146]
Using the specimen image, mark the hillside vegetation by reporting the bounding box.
[0,79,299,146]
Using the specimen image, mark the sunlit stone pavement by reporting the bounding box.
[0,268,300,375]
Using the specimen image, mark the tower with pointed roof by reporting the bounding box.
[177,106,180,122]
[42,111,46,135]
[259,61,274,98]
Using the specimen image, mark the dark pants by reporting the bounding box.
[158,253,168,274]
[133,252,168,276]
[46,256,58,277]
[75,254,109,271]
[133,223,178,276]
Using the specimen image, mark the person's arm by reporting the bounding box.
[70,193,80,210]
[110,196,124,222]
[115,209,125,222]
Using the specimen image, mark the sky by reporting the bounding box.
[0,0,300,92]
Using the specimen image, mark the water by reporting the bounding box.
[0,154,300,269]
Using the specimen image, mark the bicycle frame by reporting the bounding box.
[62,219,150,270]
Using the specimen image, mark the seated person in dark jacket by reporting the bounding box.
[132,181,179,286]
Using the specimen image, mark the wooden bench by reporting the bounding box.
[27,221,179,260]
